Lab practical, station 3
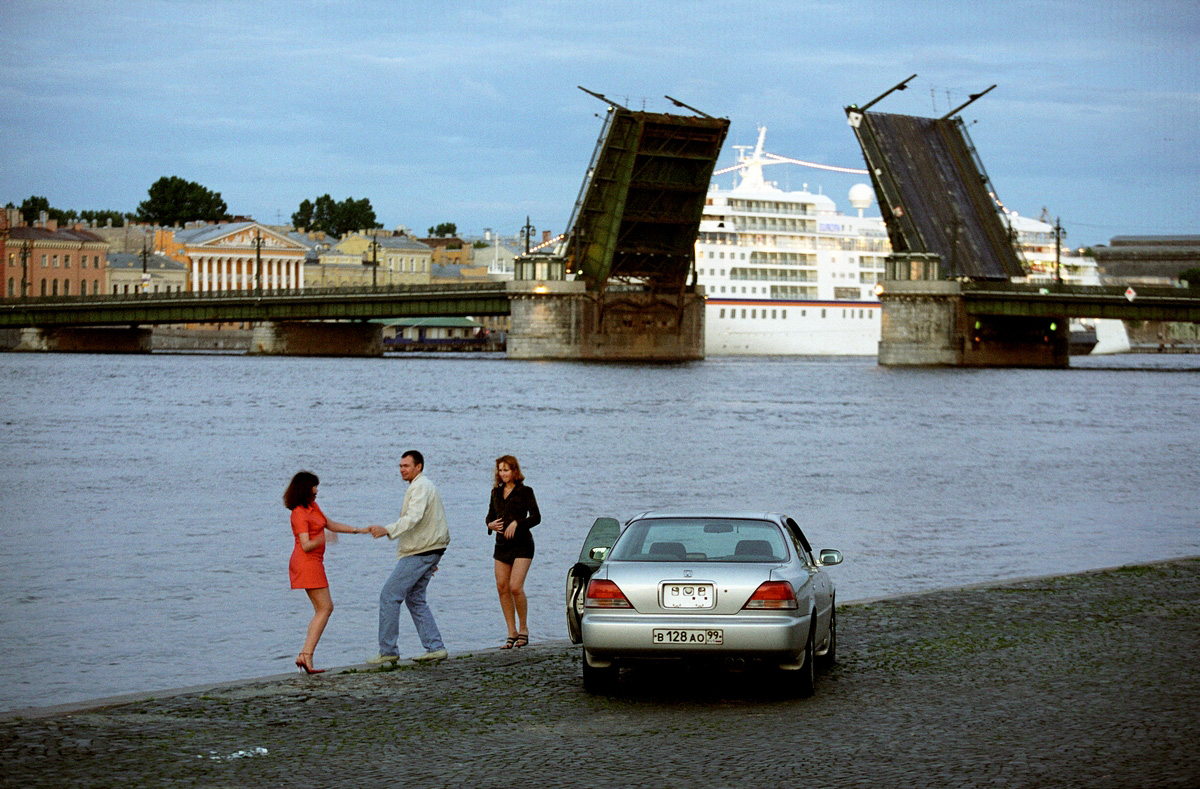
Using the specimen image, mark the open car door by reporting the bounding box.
[564,517,621,643]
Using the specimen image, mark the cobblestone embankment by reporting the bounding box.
[3,558,1198,788]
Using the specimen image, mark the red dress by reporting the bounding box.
[289,502,329,590]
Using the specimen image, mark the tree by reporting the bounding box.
[291,194,379,237]
[79,209,129,228]
[135,176,228,226]
[1180,267,1200,289]
[427,222,457,238]
[18,195,71,225]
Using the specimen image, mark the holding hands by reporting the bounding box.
[367,525,388,538]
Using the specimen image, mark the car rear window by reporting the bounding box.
[608,518,789,562]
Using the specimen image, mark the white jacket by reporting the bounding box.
[384,473,451,559]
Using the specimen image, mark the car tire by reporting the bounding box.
[818,604,836,669]
[784,623,816,698]
[582,653,619,695]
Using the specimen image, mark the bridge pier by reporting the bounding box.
[15,326,153,353]
[879,280,1068,368]
[249,321,383,357]
[506,281,704,361]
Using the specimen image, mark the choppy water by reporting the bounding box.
[1,351,1198,712]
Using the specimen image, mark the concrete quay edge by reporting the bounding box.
[4,553,1196,724]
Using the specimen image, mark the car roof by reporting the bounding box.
[628,511,787,523]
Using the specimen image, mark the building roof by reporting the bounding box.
[172,222,257,244]
[377,317,483,328]
[8,226,106,243]
[107,252,187,271]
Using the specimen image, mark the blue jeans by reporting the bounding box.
[378,552,444,656]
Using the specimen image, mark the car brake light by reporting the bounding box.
[585,579,632,609]
[743,581,798,610]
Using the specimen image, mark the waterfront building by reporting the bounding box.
[1090,236,1200,286]
[2,212,109,298]
[106,251,188,295]
[160,221,310,292]
[418,235,471,266]
[310,232,433,287]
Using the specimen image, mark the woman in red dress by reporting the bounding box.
[284,471,366,674]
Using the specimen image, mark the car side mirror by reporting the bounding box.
[590,546,610,562]
[818,549,842,566]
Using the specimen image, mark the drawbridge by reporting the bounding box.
[507,90,728,360]
[845,75,1026,282]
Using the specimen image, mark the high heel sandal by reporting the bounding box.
[501,636,518,649]
[514,634,529,648]
[295,652,326,675]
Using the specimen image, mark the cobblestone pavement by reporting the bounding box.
[3,558,1198,788]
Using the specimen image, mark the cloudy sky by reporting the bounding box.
[2,0,1196,246]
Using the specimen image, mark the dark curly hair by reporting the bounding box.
[283,471,319,510]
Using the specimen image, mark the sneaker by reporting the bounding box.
[367,654,399,665]
[412,648,448,663]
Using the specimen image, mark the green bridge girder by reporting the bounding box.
[957,282,1200,322]
[563,103,729,292]
[0,283,510,329]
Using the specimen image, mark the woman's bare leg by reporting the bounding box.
[494,560,517,638]
[301,587,333,664]
[508,558,533,636]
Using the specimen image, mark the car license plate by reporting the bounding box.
[652,629,723,645]
[662,583,715,608]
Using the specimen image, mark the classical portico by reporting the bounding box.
[170,222,309,293]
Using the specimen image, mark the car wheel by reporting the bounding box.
[582,653,619,694]
[818,604,836,669]
[566,575,585,644]
[784,624,816,698]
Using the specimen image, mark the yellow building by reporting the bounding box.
[310,233,434,287]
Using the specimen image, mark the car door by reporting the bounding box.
[784,517,832,636]
[565,517,622,643]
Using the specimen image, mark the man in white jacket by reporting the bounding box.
[367,450,451,664]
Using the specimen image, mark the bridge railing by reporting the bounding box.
[2,281,507,307]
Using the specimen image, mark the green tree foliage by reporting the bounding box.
[427,222,457,238]
[1180,267,1200,289]
[292,194,379,237]
[18,195,72,225]
[79,210,129,227]
[135,176,228,227]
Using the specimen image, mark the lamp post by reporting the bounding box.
[20,240,30,300]
[363,232,380,289]
[139,231,151,294]
[254,229,263,294]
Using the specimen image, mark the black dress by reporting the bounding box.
[487,482,541,564]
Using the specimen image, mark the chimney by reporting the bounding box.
[542,230,551,242]
[46,218,58,231]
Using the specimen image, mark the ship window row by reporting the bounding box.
[716,307,876,320]
[858,256,886,268]
[732,218,817,233]
[727,199,816,216]
[703,250,748,260]
[750,251,817,266]
[730,267,817,283]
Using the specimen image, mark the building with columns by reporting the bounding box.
[159,222,310,292]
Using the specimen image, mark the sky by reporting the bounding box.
[2,0,1197,248]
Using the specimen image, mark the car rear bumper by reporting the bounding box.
[581,611,811,661]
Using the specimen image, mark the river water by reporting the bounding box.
[1,351,1198,712]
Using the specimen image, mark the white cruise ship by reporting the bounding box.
[695,129,1129,356]
[696,128,888,355]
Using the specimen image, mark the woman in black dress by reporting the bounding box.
[486,455,541,648]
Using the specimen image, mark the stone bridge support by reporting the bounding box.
[879,280,1068,368]
[506,281,704,361]
[15,326,153,353]
[249,321,383,357]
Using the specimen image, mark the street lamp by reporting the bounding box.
[254,229,264,294]
[363,232,380,289]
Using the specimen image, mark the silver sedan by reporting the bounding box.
[567,511,842,695]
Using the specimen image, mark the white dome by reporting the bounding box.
[848,183,875,210]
